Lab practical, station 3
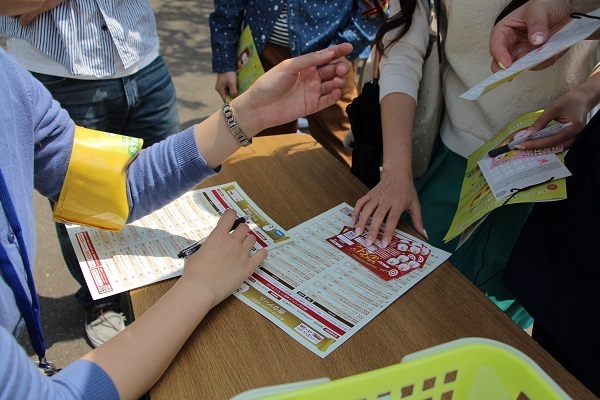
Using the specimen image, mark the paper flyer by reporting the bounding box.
[226,25,265,102]
[234,203,451,358]
[444,110,567,243]
[68,182,290,299]
[460,8,600,100]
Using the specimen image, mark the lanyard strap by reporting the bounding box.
[0,170,47,364]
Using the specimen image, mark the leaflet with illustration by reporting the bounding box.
[67,182,290,300]
[226,25,265,102]
[234,203,451,358]
[445,110,567,244]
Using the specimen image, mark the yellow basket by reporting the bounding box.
[257,338,570,400]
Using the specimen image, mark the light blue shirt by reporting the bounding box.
[0,0,159,77]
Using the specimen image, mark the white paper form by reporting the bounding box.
[461,8,600,100]
[477,154,571,201]
[67,182,291,300]
[233,203,451,358]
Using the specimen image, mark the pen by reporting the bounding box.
[177,214,252,259]
[487,122,573,158]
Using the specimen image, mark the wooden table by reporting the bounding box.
[130,135,593,399]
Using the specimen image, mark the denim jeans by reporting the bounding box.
[34,55,180,308]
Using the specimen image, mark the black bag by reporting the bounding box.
[347,74,382,189]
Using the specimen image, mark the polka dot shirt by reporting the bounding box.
[209,0,380,72]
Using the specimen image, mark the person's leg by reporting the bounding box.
[120,55,180,144]
[257,42,298,136]
[305,61,356,167]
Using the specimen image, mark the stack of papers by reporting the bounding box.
[68,182,451,357]
[445,111,570,246]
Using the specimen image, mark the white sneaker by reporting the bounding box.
[85,304,126,348]
[298,117,309,129]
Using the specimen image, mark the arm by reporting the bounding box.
[351,0,430,246]
[209,0,246,99]
[28,44,352,398]
[126,44,353,221]
[83,210,267,400]
[489,0,600,72]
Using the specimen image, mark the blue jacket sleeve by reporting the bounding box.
[209,0,248,73]
[126,126,219,222]
[331,1,380,61]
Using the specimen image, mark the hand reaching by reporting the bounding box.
[351,172,425,248]
[233,43,353,133]
[181,209,267,308]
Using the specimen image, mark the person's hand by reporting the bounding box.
[489,0,573,72]
[351,172,424,248]
[518,79,600,151]
[232,43,353,135]
[17,0,64,25]
[181,209,267,308]
[215,72,238,102]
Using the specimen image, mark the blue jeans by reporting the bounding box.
[34,55,180,308]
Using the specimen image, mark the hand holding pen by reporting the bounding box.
[178,213,252,259]
[488,122,573,158]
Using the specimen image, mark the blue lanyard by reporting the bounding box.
[0,169,49,368]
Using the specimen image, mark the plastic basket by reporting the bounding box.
[258,338,570,400]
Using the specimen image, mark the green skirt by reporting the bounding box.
[406,143,533,329]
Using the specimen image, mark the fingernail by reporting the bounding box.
[514,145,525,150]
[530,32,545,45]
[355,227,362,235]
[497,61,507,70]
[381,238,389,248]
[366,237,373,247]
[423,229,429,240]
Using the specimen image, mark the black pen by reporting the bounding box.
[487,122,572,158]
[177,214,252,259]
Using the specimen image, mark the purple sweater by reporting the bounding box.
[0,46,216,399]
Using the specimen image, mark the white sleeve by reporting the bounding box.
[379,0,430,102]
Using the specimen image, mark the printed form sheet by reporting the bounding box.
[67,182,290,299]
[234,203,451,358]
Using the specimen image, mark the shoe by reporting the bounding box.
[85,303,126,348]
[298,117,309,129]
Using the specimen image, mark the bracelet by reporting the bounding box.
[222,101,252,147]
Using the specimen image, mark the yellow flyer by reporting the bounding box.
[444,110,567,243]
[226,25,265,102]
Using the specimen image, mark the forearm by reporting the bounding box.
[381,93,416,179]
[192,96,262,169]
[82,276,215,400]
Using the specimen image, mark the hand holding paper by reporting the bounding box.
[462,8,600,100]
